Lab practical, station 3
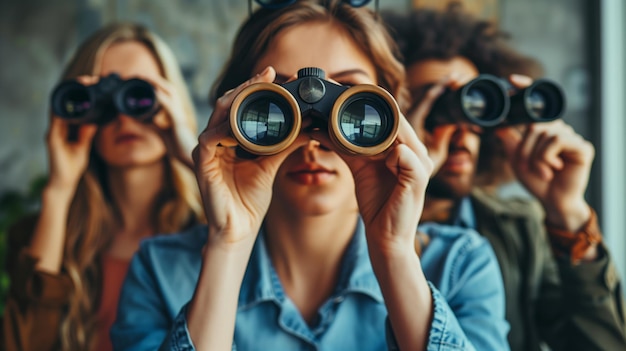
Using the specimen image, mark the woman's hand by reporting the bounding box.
[46,76,98,195]
[193,66,308,247]
[146,75,198,169]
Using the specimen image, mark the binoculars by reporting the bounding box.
[425,74,566,130]
[50,73,159,125]
[229,67,400,156]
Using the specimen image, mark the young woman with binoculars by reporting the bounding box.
[112,1,509,350]
[3,23,204,351]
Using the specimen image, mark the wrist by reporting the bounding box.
[547,206,602,264]
[368,241,419,272]
[42,183,77,204]
[205,228,257,255]
[544,200,590,232]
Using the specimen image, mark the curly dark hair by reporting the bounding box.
[382,2,545,186]
[383,2,543,78]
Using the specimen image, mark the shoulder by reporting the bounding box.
[418,222,489,253]
[419,223,502,296]
[133,224,208,271]
[470,187,545,220]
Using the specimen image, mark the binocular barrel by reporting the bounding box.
[50,73,159,125]
[425,74,566,129]
[230,67,400,156]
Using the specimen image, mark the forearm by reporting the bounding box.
[186,235,255,351]
[370,249,432,351]
[28,185,74,273]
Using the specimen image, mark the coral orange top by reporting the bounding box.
[96,254,131,351]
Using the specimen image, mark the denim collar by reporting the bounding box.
[451,196,477,230]
[237,218,383,311]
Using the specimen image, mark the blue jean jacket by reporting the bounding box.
[111,220,509,351]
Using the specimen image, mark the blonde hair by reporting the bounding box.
[56,22,203,350]
[210,0,409,111]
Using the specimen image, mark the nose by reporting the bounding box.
[303,139,321,163]
[114,113,138,124]
[450,124,477,145]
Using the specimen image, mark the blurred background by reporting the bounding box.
[0,0,624,306]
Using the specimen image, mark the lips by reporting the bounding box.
[114,133,141,144]
[440,149,473,173]
[286,164,336,185]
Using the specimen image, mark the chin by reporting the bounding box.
[426,176,473,200]
[105,154,166,169]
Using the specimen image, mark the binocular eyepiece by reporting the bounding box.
[230,67,400,156]
[50,73,159,125]
[425,74,566,130]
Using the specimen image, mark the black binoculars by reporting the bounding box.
[425,74,566,130]
[229,67,400,156]
[50,73,159,125]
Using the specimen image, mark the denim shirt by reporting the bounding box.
[451,197,476,230]
[111,220,508,351]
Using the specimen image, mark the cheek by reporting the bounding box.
[143,131,168,156]
[93,128,113,158]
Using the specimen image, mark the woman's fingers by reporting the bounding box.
[207,66,276,131]
[196,67,276,157]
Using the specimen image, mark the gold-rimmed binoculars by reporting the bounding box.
[229,67,400,156]
[424,74,566,130]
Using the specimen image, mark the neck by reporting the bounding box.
[264,203,359,323]
[421,196,457,223]
[107,160,167,236]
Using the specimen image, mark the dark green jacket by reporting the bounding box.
[470,188,626,351]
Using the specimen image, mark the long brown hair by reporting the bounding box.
[210,0,409,111]
[56,22,203,350]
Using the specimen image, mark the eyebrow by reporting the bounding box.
[274,69,372,83]
[329,69,372,81]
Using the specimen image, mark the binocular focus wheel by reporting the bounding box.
[330,85,400,156]
[230,82,302,156]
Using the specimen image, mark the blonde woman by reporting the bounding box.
[3,23,204,351]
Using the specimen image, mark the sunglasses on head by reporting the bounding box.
[248,0,379,15]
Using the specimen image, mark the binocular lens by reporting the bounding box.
[462,88,488,119]
[237,93,294,146]
[524,83,564,121]
[121,84,156,115]
[53,83,92,119]
[338,95,392,147]
[527,91,547,119]
[461,79,507,125]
